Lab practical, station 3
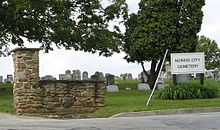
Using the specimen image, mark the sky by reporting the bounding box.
[0,0,219,79]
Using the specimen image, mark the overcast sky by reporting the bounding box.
[0,0,219,79]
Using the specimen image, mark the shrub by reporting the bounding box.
[158,83,219,100]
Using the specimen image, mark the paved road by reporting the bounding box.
[0,112,220,130]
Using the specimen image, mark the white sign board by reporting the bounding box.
[171,52,205,74]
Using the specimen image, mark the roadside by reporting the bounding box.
[0,112,50,122]
[1,111,220,130]
[1,107,220,121]
[110,107,220,118]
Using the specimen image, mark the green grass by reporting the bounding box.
[0,83,14,113]
[116,80,141,90]
[91,91,220,118]
[90,79,220,118]
[1,79,220,118]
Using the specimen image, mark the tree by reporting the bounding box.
[196,36,220,70]
[0,0,128,56]
[123,0,205,89]
[120,73,128,80]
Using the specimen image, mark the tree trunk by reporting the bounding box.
[141,58,163,90]
[141,62,148,83]
[147,60,157,89]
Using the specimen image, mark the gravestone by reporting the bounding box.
[59,74,67,80]
[4,79,7,83]
[76,70,81,80]
[105,73,118,92]
[72,70,77,80]
[41,75,56,80]
[156,77,166,89]
[106,85,119,92]
[91,75,96,80]
[138,74,142,81]
[66,73,72,80]
[139,72,148,83]
[72,70,81,80]
[165,72,172,80]
[164,63,172,80]
[157,83,166,89]
[214,69,220,81]
[0,76,3,83]
[176,74,190,83]
[127,73,132,80]
[115,76,121,80]
[205,70,214,79]
[91,72,105,81]
[82,71,89,80]
[65,70,72,80]
[64,70,72,80]
[105,74,115,85]
[96,72,105,81]
[65,70,71,74]
[6,75,13,83]
[138,83,150,90]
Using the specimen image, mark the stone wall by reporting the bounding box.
[11,48,105,117]
[37,80,105,116]
[12,48,41,115]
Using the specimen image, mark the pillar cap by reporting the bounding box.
[11,48,41,52]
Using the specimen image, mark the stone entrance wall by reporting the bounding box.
[37,80,105,116]
[11,48,105,116]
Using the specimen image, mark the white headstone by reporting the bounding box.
[82,71,89,80]
[6,75,13,83]
[41,75,56,80]
[65,70,71,74]
[66,73,72,80]
[177,74,190,83]
[72,70,81,80]
[106,85,119,92]
[139,72,148,83]
[91,72,105,81]
[127,73,132,80]
[106,73,115,85]
[138,83,150,90]
[59,74,66,80]
[214,69,220,81]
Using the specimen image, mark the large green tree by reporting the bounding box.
[0,0,127,56]
[197,36,220,70]
[123,0,205,89]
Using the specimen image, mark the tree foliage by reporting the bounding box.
[196,36,220,70]
[123,0,205,89]
[0,0,128,56]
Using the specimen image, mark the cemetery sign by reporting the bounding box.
[171,52,205,74]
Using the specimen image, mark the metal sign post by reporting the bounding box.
[146,49,168,107]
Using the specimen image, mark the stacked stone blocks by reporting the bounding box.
[12,48,105,117]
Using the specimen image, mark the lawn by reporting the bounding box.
[0,83,14,113]
[90,79,220,118]
[1,79,220,118]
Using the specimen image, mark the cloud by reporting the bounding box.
[126,0,140,13]
[39,50,143,78]
[199,0,220,47]
[200,20,220,44]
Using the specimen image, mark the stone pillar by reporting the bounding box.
[11,48,41,115]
